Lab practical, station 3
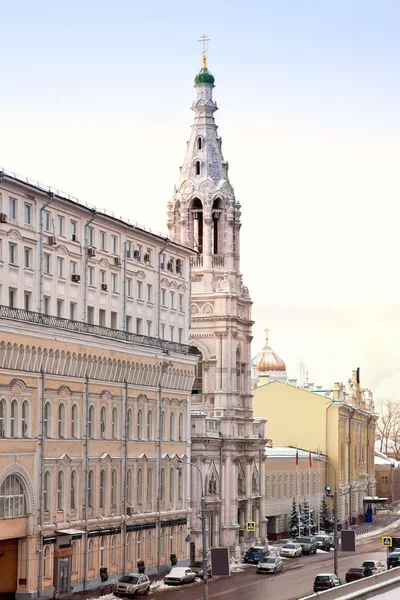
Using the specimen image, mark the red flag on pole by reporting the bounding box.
[296,450,299,466]
[309,450,312,468]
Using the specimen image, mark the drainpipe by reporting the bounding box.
[366,414,373,496]
[83,211,96,322]
[122,381,129,573]
[157,239,170,338]
[37,370,46,593]
[39,192,55,313]
[83,375,89,590]
[348,408,355,526]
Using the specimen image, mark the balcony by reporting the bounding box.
[190,255,225,268]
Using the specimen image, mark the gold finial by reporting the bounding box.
[199,33,210,68]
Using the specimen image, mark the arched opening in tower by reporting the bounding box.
[236,347,241,393]
[191,348,203,394]
[191,198,203,254]
[212,198,223,255]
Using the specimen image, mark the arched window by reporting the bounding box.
[178,468,183,501]
[70,471,77,510]
[191,198,203,253]
[111,535,117,566]
[195,160,201,176]
[178,526,184,553]
[44,471,51,512]
[88,405,94,439]
[88,470,94,508]
[192,349,203,394]
[22,401,28,438]
[137,409,143,440]
[111,469,118,506]
[147,530,152,558]
[169,468,175,503]
[112,407,118,439]
[10,400,18,438]
[58,403,65,439]
[57,471,64,511]
[0,399,5,437]
[137,468,143,503]
[197,136,203,150]
[161,410,166,440]
[71,404,78,438]
[160,528,165,555]
[137,531,141,562]
[72,541,79,574]
[127,468,133,505]
[178,412,184,441]
[127,408,133,440]
[147,468,152,503]
[126,533,132,563]
[147,410,153,440]
[100,536,107,568]
[236,348,241,393]
[44,401,51,438]
[100,407,106,439]
[100,469,106,508]
[43,545,51,579]
[0,474,27,518]
[88,538,95,569]
[160,468,165,501]
[170,412,175,441]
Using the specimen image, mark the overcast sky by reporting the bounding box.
[2,0,400,399]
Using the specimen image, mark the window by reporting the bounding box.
[44,402,51,438]
[100,231,106,250]
[24,292,31,311]
[100,407,107,439]
[161,411,165,440]
[57,471,64,511]
[71,220,78,242]
[88,470,94,508]
[87,226,94,246]
[43,546,51,579]
[169,468,175,503]
[178,470,183,501]
[99,309,106,326]
[127,278,133,297]
[145,248,152,265]
[137,532,141,561]
[179,294,184,311]
[0,474,27,518]
[9,242,17,265]
[160,253,165,269]
[137,409,143,439]
[178,413,184,441]
[88,406,94,438]
[126,468,133,505]
[147,530,152,558]
[100,536,107,567]
[72,541,78,574]
[170,413,175,441]
[43,210,51,231]
[57,299,64,317]
[57,256,64,278]
[195,160,201,175]
[170,326,174,341]
[111,312,117,329]
[70,302,76,320]
[100,269,106,284]
[126,315,132,332]
[146,320,152,337]
[58,403,65,438]
[44,296,50,315]
[147,469,152,502]
[88,266,95,286]
[111,535,117,565]
[9,197,17,220]
[44,253,51,274]
[136,318,142,334]
[137,468,143,503]
[111,273,118,293]
[0,399,5,437]
[170,291,175,309]
[62,484,74,521]
[147,284,152,302]
[197,136,203,150]
[111,470,117,506]
[111,235,118,254]
[24,247,32,268]
[71,404,78,438]
[178,328,183,343]
[10,400,18,437]
[87,306,94,324]
[160,468,165,501]
[161,289,166,306]
[160,528,165,555]
[127,409,133,440]
[112,407,118,439]
[137,245,143,261]
[70,260,77,275]
[137,281,143,300]
[9,288,16,308]
[22,401,28,437]
[126,533,132,563]
[57,216,64,237]
[88,539,95,569]
[24,203,32,225]
[160,323,165,339]
[44,471,50,512]
[147,410,153,440]
[100,470,106,508]
[126,241,132,258]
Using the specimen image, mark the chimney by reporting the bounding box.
[333,383,341,401]
[288,378,297,387]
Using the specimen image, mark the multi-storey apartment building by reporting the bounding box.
[0,170,198,600]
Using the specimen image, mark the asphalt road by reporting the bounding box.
[149,532,393,600]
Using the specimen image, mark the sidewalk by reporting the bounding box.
[349,511,400,537]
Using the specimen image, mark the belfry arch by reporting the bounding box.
[212,198,224,255]
[190,198,203,254]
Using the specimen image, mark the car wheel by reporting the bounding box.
[144,586,150,596]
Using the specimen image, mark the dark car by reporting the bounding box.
[315,534,332,552]
[189,561,212,579]
[387,551,400,569]
[313,573,341,592]
[295,536,318,555]
[243,546,270,564]
[345,568,365,583]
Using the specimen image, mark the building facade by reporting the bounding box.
[375,451,400,504]
[166,55,267,557]
[0,173,198,600]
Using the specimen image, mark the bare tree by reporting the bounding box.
[375,398,400,458]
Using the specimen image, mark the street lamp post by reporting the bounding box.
[178,459,208,600]
[323,459,338,577]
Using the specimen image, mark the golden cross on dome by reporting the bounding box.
[199,33,210,67]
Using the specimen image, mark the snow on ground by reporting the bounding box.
[356,517,400,539]
[98,594,117,600]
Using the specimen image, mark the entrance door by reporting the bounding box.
[0,538,18,600]
[58,557,71,596]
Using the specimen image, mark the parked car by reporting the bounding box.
[315,534,332,552]
[280,543,302,558]
[113,573,150,597]
[295,536,318,555]
[345,568,365,583]
[189,561,212,579]
[243,546,270,564]
[388,550,400,569]
[313,573,341,592]
[257,556,283,574]
[164,567,196,585]
[361,560,385,574]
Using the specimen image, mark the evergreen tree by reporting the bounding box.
[320,496,334,534]
[301,499,316,535]
[290,497,300,537]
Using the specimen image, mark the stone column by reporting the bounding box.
[221,333,228,392]
[215,333,222,391]
[226,328,232,393]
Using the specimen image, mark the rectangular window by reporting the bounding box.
[57,257,64,278]
[111,235,118,254]
[70,302,76,320]
[57,299,64,317]
[145,248,152,265]
[127,278,132,297]
[87,226,94,246]
[99,309,106,326]
[160,323,165,339]
[170,326,174,341]
[126,241,132,258]
[71,220,78,241]
[24,203,32,225]
[147,320,152,337]
[111,273,118,292]
[160,253,165,270]
[57,215,64,237]
[137,244,143,261]
[87,306,94,324]
[179,294,184,311]
[178,328,183,343]
[136,318,142,334]
[147,284,153,303]
[88,266,95,286]
[44,253,51,274]
[100,230,106,250]
[43,210,51,232]
[137,280,143,300]
[170,291,175,309]
[24,247,32,269]
[111,311,117,329]
[100,269,106,284]
[70,260,77,274]
[24,292,31,311]
[8,242,17,265]
[161,288,166,306]
[126,315,132,332]
[9,288,16,308]
[9,197,17,220]
[44,296,50,315]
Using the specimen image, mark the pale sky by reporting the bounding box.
[2,0,400,398]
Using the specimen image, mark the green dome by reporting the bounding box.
[194,67,215,85]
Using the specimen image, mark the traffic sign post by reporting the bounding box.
[382,536,392,547]
[246,521,256,532]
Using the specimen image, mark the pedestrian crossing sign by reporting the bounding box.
[382,536,392,547]
[246,521,256,532]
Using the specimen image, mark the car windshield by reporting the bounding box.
[284,544,295,549]
[362,562,374,567]
[316,576,330,581]
[264,558,276,563]
[248,547,262,553]
[119,576,139,584]
[296,538,309,543]
[316,536,326,541]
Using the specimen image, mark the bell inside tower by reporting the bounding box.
[191,198,203,254]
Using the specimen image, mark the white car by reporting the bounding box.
[164,567,197,585]
[280,542,302,558]
[361,560,386,574]
[113,573,150,597]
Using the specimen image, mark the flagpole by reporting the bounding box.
[308,450,311,535]
[296,449,300,536]
[317,448,320,532]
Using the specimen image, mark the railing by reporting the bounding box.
[0,305,198,355]
[191,256,203,268]
[212,255,225,268]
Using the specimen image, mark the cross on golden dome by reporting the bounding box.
[199,33,210,68]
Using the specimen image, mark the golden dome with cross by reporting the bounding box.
[253,328,287,373]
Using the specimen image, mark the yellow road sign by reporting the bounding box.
[246,521,256,532]
[382,536,392,547]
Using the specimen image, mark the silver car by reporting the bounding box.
[164,567,197,585]
[257,555,283,574]
[113,573,150,597]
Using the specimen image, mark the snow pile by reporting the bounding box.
[99,594,117,600]
[150,579,173,592]
[230,557,246,572]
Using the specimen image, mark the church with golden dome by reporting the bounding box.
[251,328,288,385]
